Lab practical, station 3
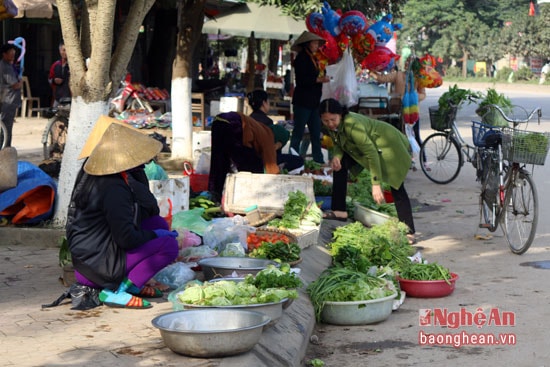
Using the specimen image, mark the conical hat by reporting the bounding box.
[291,31,326,52]
[83,123,162,176]
[78,115,130,159]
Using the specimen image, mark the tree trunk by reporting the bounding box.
[462,51,469,78]
[53,0,155,226]
[268,40,280,74]
[246,33,256,92]
[171,0,206,160]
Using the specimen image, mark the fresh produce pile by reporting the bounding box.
[399,262,452,284]
[307,267,396,322]
[244,263,303,289]
[177,264,299,306]
[189,196,222,220]
[246,230,301,263]
[346,170,397,217]
[328,220,413,272]
[268,190,322,229]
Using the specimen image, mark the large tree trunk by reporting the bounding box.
[53,0,155,226]
[171,0,206,160]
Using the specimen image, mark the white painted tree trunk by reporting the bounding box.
[170,76,193,160]
[54,98,109,226]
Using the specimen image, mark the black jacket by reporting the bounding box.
[66,169,157,289]
[292,50,323,109]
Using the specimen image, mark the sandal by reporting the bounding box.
[407,234,417,245]
[323,210,348,222]
[135,285,163,298]
[99,289,152,309]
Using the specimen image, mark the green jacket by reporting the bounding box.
[326,112,411,189]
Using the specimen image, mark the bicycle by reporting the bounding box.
[42,97,71,160]
[420,102,548,254]
[0,120,7,149]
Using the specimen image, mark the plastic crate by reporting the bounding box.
[501,128,550,165]
[471,121,502,148]
[429,106,457,131]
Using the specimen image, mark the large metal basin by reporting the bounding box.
[151,309,270,357]
[198,257,279,280]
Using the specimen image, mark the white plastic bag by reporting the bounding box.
[321,49,358,108]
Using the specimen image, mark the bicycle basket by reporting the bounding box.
[471,121,502,148]
[429,106,457,131]
[501,127,550,165]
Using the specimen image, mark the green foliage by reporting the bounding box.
[445,66,461,78]
[515,66,534,81]
[496,67,513,82]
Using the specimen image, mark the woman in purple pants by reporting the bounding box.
[66,122,179,309]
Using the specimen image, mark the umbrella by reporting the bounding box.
[202,3,306,41]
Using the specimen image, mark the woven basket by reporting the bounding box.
[501,128,550,165]
[429,106,457,131]
[248,212,278,227]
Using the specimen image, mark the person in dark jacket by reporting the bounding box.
[289,31,329,164]
[247,89,304,172]
[208,111,280,198]
[66,121,178,309]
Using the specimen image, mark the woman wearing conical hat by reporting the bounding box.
[66,119,178,309]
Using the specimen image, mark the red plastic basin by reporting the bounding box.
[397,272,459,298]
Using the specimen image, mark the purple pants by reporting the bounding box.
[75,216,179,289]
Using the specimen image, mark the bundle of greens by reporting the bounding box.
[244,263,303,289]
[176,279,298,306]
[307,267,396,322]
[399,262,452,284]
[248,240,301,262]
[268,190,322,229]
[328,220,413,272]
[346,170,397,217]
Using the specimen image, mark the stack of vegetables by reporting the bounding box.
[306,219,414,320]
[247,231,301,263]
[175,263,301,306]
[267,190,322,229]
[347,170,397,218]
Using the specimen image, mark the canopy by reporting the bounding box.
[12,0,54,18]
[202,3,306,41]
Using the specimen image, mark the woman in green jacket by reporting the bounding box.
[320,98,416,244]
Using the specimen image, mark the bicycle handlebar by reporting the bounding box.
[477,104,542,127]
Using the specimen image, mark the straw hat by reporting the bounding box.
[83,123,162,176]
[291,31,326,52]
[78,115,130,159]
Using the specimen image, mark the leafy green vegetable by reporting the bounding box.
[268,190,322,228]
[248,240,301,262]
[332,244,372,273]
[177,279,297,306]
[346,170,397,217]
[306,267,396,322]
[328,220,413,272]
[313,179,332,196]
[399,262,452,284]
[244,264,303,289]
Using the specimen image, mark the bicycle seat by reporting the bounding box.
[483,130,502,149]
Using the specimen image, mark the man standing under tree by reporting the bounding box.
[48,41,71,106]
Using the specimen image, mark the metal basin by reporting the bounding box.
[151,309,270,357]
[198,257,279,280]
[321,292,398,325]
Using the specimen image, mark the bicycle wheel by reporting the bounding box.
[501,169,537,255]
[43,116,69,160]
[479,149,499,231]
[0,121,7,149]
[419,133,463,184]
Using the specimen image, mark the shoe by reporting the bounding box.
[99,289,152,309]
[323,210,348,222]
[407,234,417,245]
[423,164,432,172]
[130,285,163,298]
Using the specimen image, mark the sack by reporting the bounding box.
[321,49,358,108]
[41,282,102,310]
[0,147,17,192]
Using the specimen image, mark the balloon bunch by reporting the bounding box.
[8,37,25,78]
[305,3,402,73]
[416,53,443,88]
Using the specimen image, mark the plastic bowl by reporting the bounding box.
[151,309,270,357]
[397,273,459,298]
[198,257,279,280]
[320,292,398,325]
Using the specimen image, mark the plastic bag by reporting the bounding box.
[171,208,210,236]
[202,217,252,253]
[176,228,202,248]
[41,283,101,310]
[144,161,168,180]
[219,242,246,257]
[178,245,218,263]
[322,49,358,108]
[405,123,420,155]
[153,262,196,290]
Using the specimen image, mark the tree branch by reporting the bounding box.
[57,0,86,96]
